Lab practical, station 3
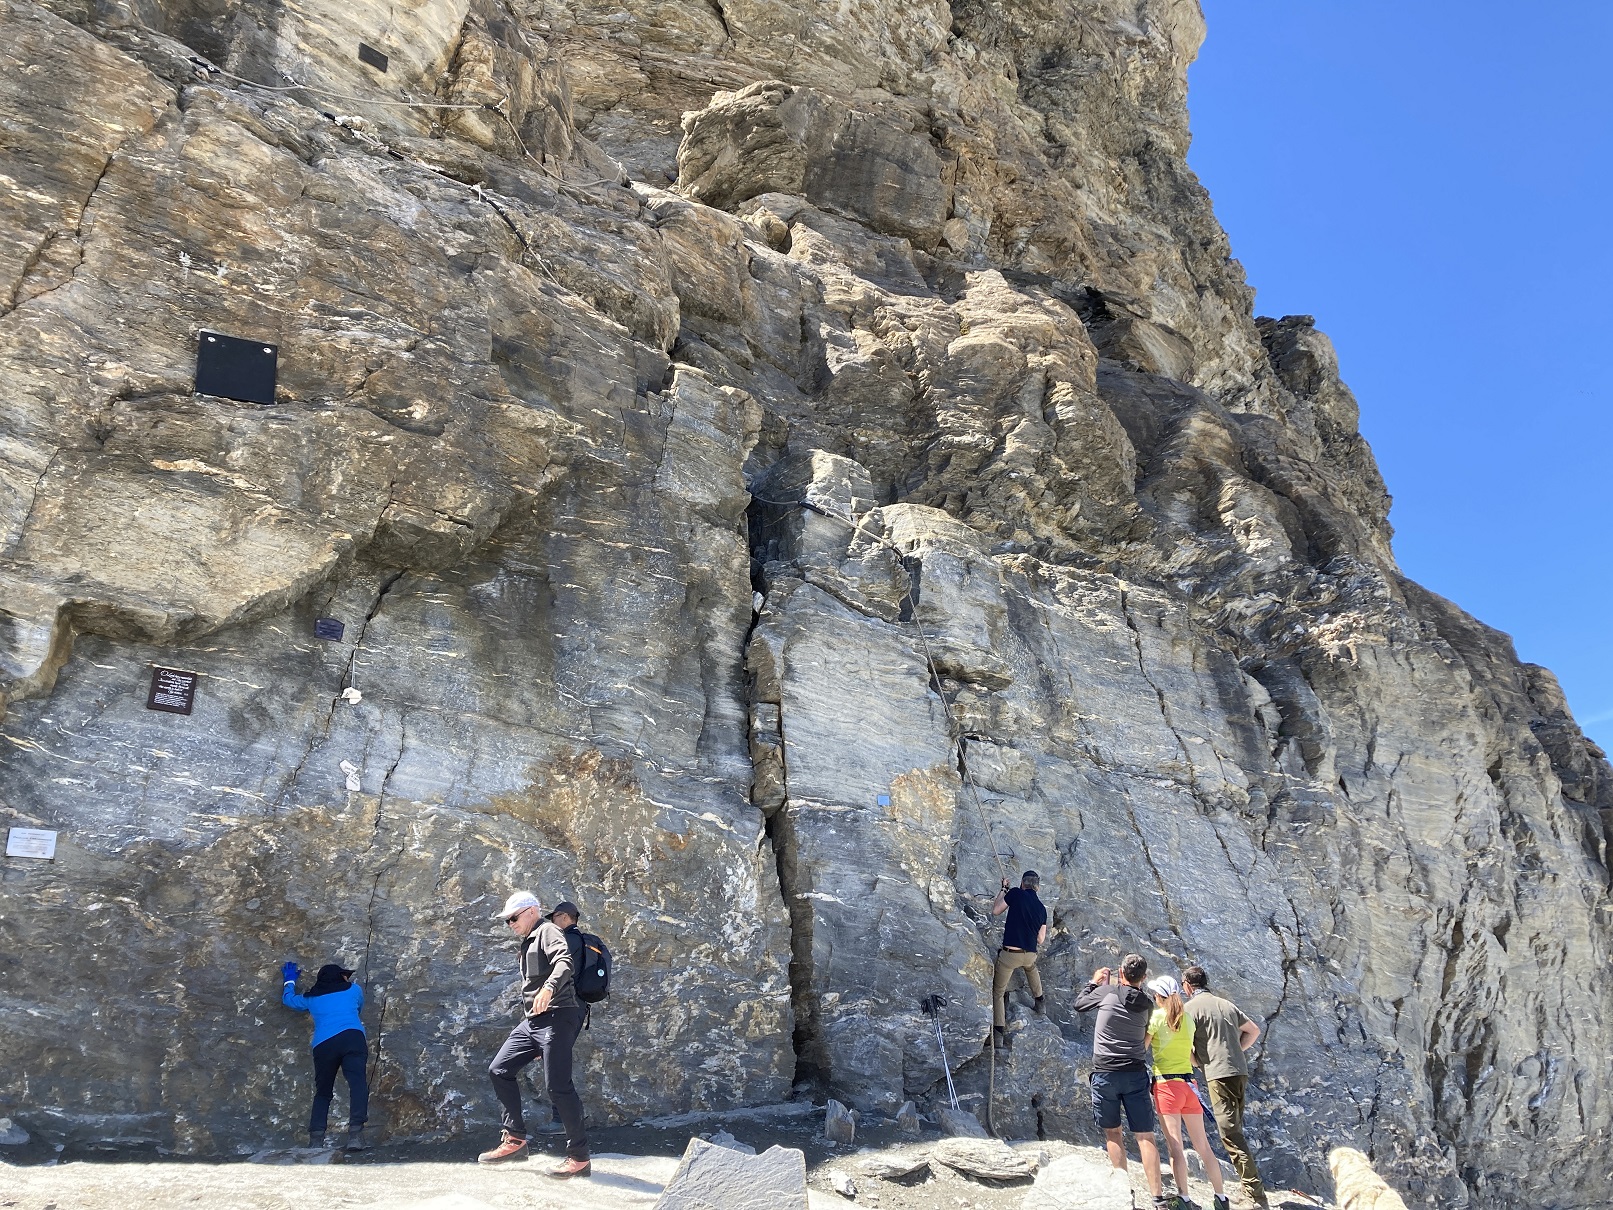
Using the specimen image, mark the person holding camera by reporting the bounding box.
[990,870,1048,1049]
[1075,954,1174,1208]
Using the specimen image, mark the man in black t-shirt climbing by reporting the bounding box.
[990,870,1048,1049]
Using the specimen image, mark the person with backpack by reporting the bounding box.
[547,901,612,1011]
[280,961,370,1151]
[479,890,591,1178]
[1147,974,1228,1210]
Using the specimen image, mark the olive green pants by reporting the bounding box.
[1207,1074,1268,1207]
[991,949,1042,1027]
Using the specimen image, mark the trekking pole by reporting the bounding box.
[921,995,959,1110]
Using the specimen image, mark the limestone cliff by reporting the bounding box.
[1,1,1607,1206]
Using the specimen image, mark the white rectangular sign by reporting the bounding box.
[5,828,58,860]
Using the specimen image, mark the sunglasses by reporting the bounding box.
[504,908,532,924]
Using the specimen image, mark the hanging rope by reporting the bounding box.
[751,490,1017,1135]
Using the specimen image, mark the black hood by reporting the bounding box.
[306,964,354,997]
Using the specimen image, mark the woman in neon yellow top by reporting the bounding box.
[1146,975,1229,1210]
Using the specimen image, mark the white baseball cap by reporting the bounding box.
[1146,975,1180,999]
[496,891,541,921]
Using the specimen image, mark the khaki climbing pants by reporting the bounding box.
[991,948,1042,1027]
[1207,1074,1268,1208]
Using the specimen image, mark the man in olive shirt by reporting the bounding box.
[1183,965,1268,1208]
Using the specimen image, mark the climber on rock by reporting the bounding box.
[990,869,1048,1050]
[1183,965,1269,1209]
[480,890,591,1179]
[1075,954,1176,1210]
[281,961,370,1151]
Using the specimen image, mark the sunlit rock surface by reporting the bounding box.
[1,2,1607,1206]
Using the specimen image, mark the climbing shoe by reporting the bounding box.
[1033,995,1046,1015]
[547,1157,592,1179]
[307,1130,325,1149]
[344,1126,369,1151]
[477,1130,529,1164]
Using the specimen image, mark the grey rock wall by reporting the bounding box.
[1,2,1607,1207]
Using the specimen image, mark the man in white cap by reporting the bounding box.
[478,890,591,1178]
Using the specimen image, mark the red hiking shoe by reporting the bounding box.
[547,1157,592,1179]
[477,1131,529,1164]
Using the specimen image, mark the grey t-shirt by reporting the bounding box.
[1073,979,1153,1072]
[1186,990,1253,1079]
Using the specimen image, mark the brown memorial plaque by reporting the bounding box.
[147,667,199,715]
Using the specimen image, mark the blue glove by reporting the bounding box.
[281,961,300,984]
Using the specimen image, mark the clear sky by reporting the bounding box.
[1186,1,1612,752]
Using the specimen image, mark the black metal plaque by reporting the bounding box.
[358,43,389,72]
[147,667,198,715]
[314,618,346,641]
[195,330,278,405]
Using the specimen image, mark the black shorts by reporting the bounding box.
[1091,1068,1155,1133]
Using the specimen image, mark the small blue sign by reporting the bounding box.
[314,618,345,641]
[876,793,891,808]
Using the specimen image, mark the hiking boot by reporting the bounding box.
[1213,1197,1229,1210]
[477,1131,529,1164]
[993,1026,1013,1051]
[1155,1197,1196,1210]
[344,1126,369,1151]
[1033,995,1046,1015]
[307,1130,326,1149]
[547,1157,592,1179]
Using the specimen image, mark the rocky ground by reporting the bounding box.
[1,1103,1331,1210]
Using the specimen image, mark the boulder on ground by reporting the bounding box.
[825,1099,857,1145]
[858,1150,931,1181]
[1020,1153,1134,1209]
[937,1106,989,1138]
[654,1137,809,1210]
[932,1137,1035,1181]
[828,1167,857,1197]
[708,1129,757,1154]
[895,1101,921,1135]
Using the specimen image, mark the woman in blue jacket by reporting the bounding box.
[282,961,369,1150]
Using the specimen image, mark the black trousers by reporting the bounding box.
[488,1007,588,1160]
[310,1028,368,1134]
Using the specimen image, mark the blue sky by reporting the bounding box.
[1187,1,1612,752]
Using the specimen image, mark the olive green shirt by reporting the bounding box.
[1185,990,1253,1079]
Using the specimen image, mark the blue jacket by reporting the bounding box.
[283,981,365,1048]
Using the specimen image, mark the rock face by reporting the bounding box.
[0,2,1607,1207]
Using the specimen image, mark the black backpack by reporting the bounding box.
[565,927,612,1004]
